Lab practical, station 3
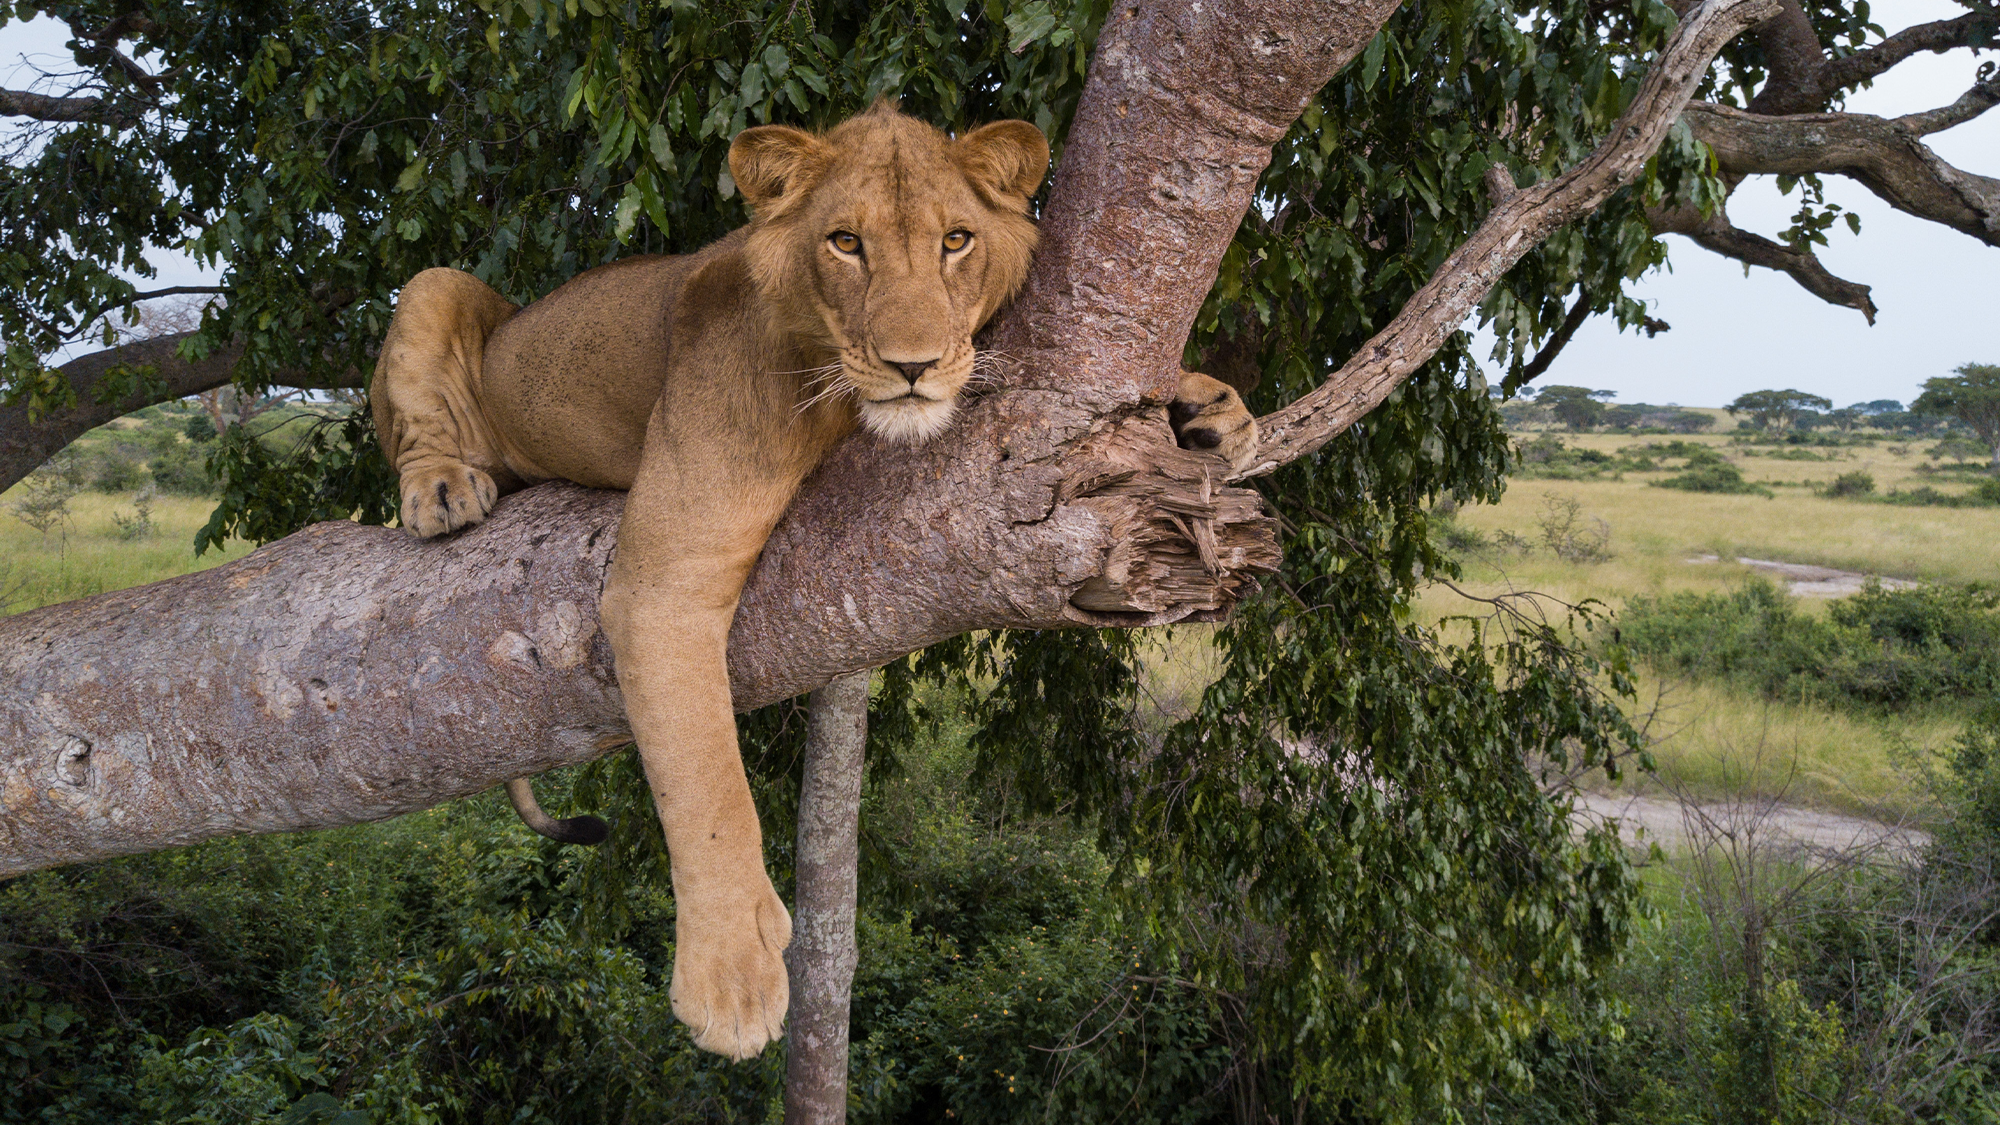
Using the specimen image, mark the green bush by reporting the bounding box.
[1614,580,2000,708]
[1824,470,1875,497]
[1651,457,1772,496]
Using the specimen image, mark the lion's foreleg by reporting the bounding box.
[373,268,519,538]
[602,456,802,1062]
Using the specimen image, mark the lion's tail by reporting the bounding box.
[505,777,611,845]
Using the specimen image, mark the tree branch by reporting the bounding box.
[1517,289,1597,382]
[1895,74,2000,137]
[1245,0,1783,474]
[0,333,364,493]
[1819,13,1995,94]
[0,88,135,127]
[1684,100,2000,247]
[1648,200,1878,322]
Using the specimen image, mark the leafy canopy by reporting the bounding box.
[1912,363,2000,457]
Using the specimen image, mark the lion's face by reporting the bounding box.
[731,107,1048,443]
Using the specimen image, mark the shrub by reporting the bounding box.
[1651,458,1772,497]
[1535,493,1613,562]
[149,439,216,496]
[1615,580,2000,708]
[1825,470,1875,497]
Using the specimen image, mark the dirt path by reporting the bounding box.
[1686,554,1921,597]
[1574,791,1930,856]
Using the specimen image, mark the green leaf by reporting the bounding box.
[648,122,673,169]
[613,184,641,242]
[1005,1,1058,54]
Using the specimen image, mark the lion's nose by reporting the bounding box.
[890,359,936,386]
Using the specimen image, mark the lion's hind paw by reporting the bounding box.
[1171,371,1260,473]
[398,461,499,538]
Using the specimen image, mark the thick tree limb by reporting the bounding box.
[1647,200,1877,322]
[1246,0,1783,472]
[0,332,364,494]
[1684,100,2000,247]
[989,0,1405,399]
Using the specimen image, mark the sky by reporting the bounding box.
[4,2,1994,408]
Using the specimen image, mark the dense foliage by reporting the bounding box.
[13,0,1941,1116]
[1619,580,2000,710]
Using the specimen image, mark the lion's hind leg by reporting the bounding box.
[373,268,520,538]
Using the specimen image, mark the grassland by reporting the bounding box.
[0,486,253,615]
[1422,427,1999,821]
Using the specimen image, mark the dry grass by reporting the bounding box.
[1612,677,1952,821]
[1414,432,2000,820]
[0,486,252,615]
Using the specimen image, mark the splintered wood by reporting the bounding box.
[1062,435,1280,621]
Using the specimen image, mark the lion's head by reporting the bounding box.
[729,104,1048,443]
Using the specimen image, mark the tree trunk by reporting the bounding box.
[0,0,1778,875]
[783,670,871,1125]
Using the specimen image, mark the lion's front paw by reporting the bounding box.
[398,460,499,538]
[1171,371,1260,473]
[669,881,792,1061]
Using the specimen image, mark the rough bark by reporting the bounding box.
[783,670,870,1125]
[0,331,365,494]
[3,0,1773,873]
[1683,99,2000,249]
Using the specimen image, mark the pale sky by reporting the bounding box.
[5,2,1994,408]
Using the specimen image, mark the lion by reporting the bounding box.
[370,103,1258,1062]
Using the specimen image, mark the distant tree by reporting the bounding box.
[1727,388,1833,433]
[1850,399,1904,416]
[1536,384,1618,430]
[1825,407,1863,432]
[1912,364,2000,472]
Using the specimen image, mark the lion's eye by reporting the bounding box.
[942,230,971,253]
[830,231,862,255]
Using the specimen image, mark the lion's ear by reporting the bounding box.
[956,120,1049,205]
[729,125,831,214]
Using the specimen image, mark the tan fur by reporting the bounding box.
[371,104,1256,1061]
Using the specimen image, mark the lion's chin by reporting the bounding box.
[859,396,957,445]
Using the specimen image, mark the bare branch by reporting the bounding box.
[0,333,364,493]
[0,88,135,127]
[1820,13,1996,94]
[1244,0,1783,475]
[1648,201,1878,322]
[1685,101,2000,247]
[1517,288,1596,381]
[1895,74,2000,136]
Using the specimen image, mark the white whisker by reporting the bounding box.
[795,375,856,414]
